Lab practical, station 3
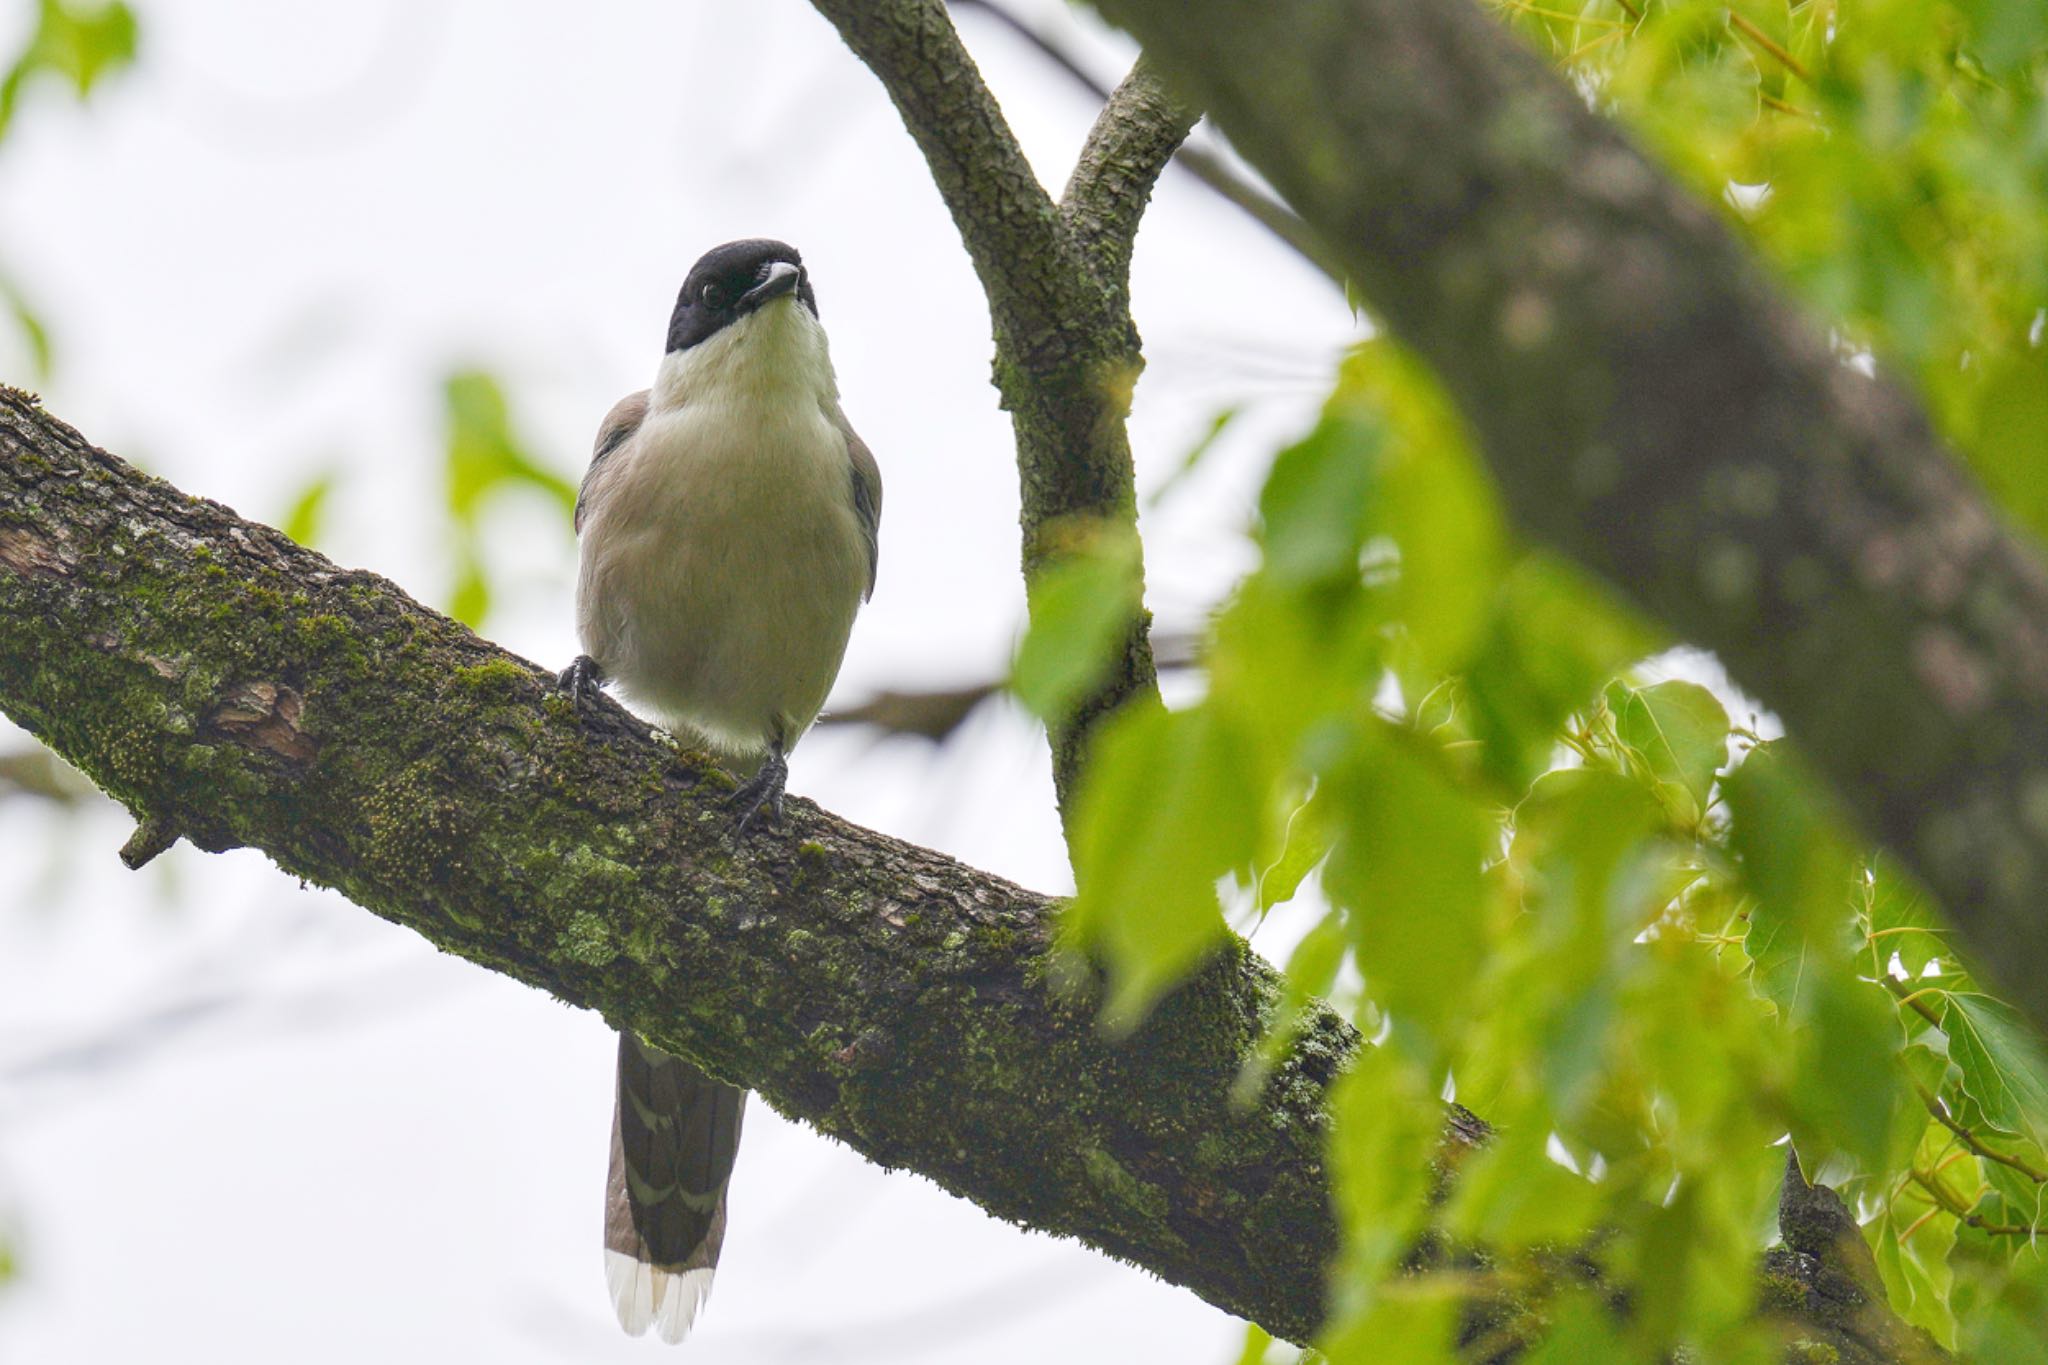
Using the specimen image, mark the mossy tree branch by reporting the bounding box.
[0,393,1943,1359]
[805,0,1192,820]
[1088,0,2048,1039]
[0,391,1352,1343]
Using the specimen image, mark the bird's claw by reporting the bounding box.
[728,747,788,838]
[560,654,604,710]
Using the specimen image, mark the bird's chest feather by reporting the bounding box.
[621,403,859,611]
[576,388,867,749]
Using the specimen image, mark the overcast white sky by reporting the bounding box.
[0,2,1362,1361]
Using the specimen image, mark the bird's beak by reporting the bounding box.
[737,261,802,315]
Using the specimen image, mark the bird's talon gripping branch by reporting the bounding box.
[560,653,605,709]
[728,744,789,838]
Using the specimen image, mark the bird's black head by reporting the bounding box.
[665,238,820,354]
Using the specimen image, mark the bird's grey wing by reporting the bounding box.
[576,389,652,534]
[828,401,882,600]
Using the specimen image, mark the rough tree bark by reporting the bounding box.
[1086,0,2048,1039]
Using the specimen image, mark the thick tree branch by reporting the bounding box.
[806,0,1178,819]
[1089,0,2048,1036]
[0,393,1947,1360]
[0,392,1349,1342]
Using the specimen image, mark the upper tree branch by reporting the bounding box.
[1060,54,1198,306]
[807,0,1074,354]
[0,391,1347,1341]
[1089,0,2048,1037]
[950,0,1342,280]
[806,0,1186,819]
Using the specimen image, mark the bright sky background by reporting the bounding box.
[0,2,1363,1360]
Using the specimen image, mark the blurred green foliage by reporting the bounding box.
[0,0,135,142]
[272,369,576,628]
[278,469,337,549]
[439,369,576,626]
[1035,268,2048,1358]
[0,0,137,383]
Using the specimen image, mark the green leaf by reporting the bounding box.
[448,550,490,628]
[1725,745,1860,1014]
[1318,1290,1458,1365]
[1630,1179,1703,1353]
[1442,1125,1604,1248]
[1521,1296,1630,1364]
[1967,1309,2048,1365]
[1257,412,1380,588]
[279,471,337,548]
[1607,678,1729,821]
[1622,1158,1780,1354]
[1322,730,1493,1050]
[1956,0,2048,72]
[1869,1123,1965,1348]
[1463,555,1657,789]
[442,369,575,518]
[1965,345,2048,540]
[1336,341,1506,673]
[1207,571,1378,774]
[1945,992,2048,1142]
[1324,1045,1438,1298]
[1065,703,1256,1025]
[1507,768,1666,1111]
[1011,524,1141,724]
[0,0,138,142]
[1892,1047,1953,1171]
[1796,970,1908,1173]
[1982,1148,2048,1232]
[1865,857,1947,980]
[1251,786,1332,915]
[0,277,52,380]
[1146,404,1239,509]
[438,368,575,623]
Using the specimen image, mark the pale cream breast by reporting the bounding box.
[574,297,869,757]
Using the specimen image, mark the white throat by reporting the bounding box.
[652,296,837,414]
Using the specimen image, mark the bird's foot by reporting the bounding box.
[560,654,605,710]
[728,746,788,838]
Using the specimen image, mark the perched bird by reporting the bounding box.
[560,238,881,1343]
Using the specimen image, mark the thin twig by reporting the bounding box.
[1912,1078,2048,1186]
[1908,1168,2039,1238]
[1882,975,1947,1029]
[1727,11,1812,84]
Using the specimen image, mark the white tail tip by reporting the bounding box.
[605,1251,715,1345]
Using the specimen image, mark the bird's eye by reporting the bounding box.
[700,283,727,310]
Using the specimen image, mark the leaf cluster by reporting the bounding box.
[1018,326,2048,1356]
